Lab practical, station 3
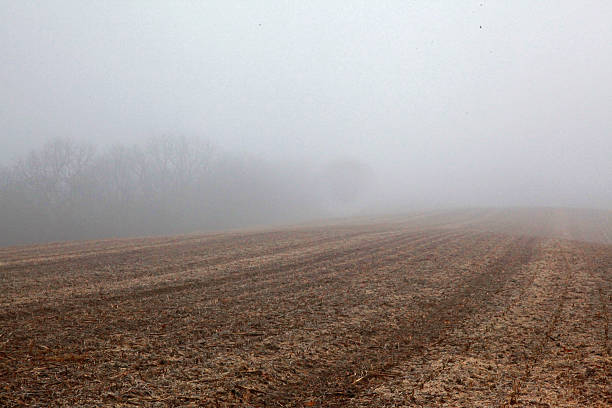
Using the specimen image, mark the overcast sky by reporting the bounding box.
[1,1,611,209]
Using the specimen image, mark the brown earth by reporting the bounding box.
[0,208,610,407]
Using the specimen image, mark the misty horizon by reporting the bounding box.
[1,2,611,245]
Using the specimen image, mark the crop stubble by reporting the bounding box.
[0,209,610,406]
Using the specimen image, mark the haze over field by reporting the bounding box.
[1,1,611,245]
[1,4,611,405]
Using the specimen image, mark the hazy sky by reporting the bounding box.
[1,1,611,208]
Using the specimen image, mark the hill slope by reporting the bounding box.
[1,208,610,406]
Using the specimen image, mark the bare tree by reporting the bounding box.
[0,136,324,246]
[16,138,96,209]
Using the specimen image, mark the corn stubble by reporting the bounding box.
[0,209,610,407]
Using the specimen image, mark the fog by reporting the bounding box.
[1,2,611,245]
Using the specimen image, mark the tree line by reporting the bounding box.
[0,137,328,246]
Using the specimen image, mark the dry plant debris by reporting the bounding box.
[0,209,610,407]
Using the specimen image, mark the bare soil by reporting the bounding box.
[1,208,610,407]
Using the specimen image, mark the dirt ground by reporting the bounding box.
[1,208,610,407]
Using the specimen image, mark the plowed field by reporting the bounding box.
[1,208,610,407]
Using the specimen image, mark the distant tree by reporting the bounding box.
[0,135,324,246]
[15,138,96,209]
